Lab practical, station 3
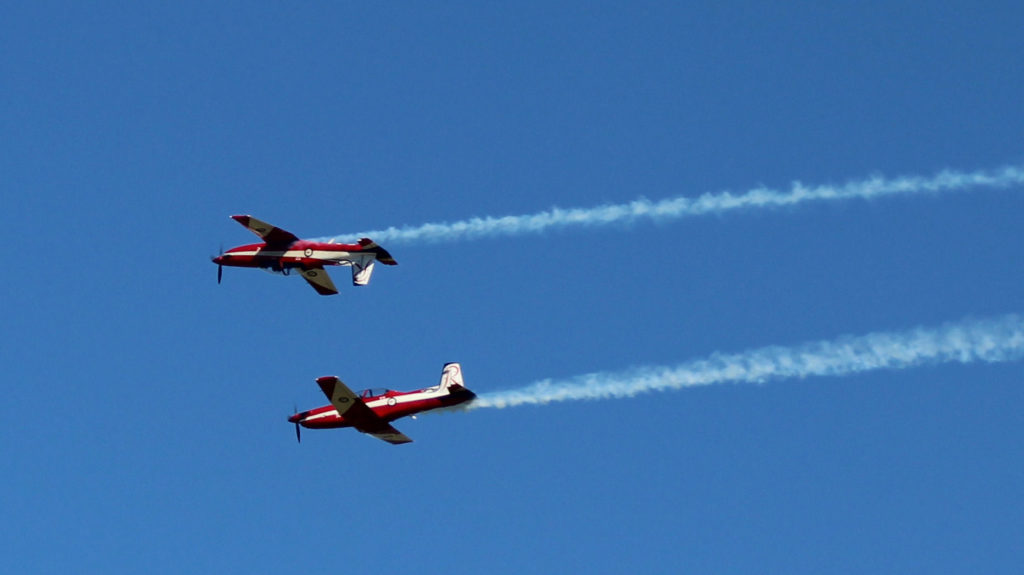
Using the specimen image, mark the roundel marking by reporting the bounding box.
[387,397,397,406]
[304,248,313,257]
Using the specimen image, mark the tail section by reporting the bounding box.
[358,238,398,265]
[351,238,397,286]
[436,362,475,406]
[439,362,465,391]
[350,255,376,286]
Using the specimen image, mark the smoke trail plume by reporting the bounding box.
[327,164,1023,244]
[469,314,1024,409]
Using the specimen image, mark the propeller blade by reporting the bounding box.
[295,421,301,443]
[216,244,224,284]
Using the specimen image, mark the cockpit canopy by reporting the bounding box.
[359,388,392,399]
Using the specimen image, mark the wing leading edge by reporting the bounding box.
[315,376,413,445]
[230,215,300,245]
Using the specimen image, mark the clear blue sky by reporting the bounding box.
[3,2,1023,573]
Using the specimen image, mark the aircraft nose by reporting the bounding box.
[288,412,302,424]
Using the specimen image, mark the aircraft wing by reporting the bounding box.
[316,376,413,445]
[230,215,300,245]
[299,267,340,296]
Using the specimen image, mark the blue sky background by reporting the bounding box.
[3,2,1023,573]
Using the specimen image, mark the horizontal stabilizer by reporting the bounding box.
[357,238,397,266]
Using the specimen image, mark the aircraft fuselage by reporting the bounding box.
[213,240,367,272]
[291,386,477,430]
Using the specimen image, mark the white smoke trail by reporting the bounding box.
[326,164,1023,244]
[468,314,1024,409]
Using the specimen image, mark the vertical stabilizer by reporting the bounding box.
[439,363,464,391]
[351,254,376,286]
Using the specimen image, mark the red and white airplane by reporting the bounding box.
[289,363,476,445]
[212,215,397,295]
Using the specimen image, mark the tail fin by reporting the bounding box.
[351,254,376,286]
[351,238,396,285]
[438,362,465,391]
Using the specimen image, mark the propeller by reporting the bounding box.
[216,244,224,284]
[293,406,301,443]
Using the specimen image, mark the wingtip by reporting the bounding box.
[315,376,338,396]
